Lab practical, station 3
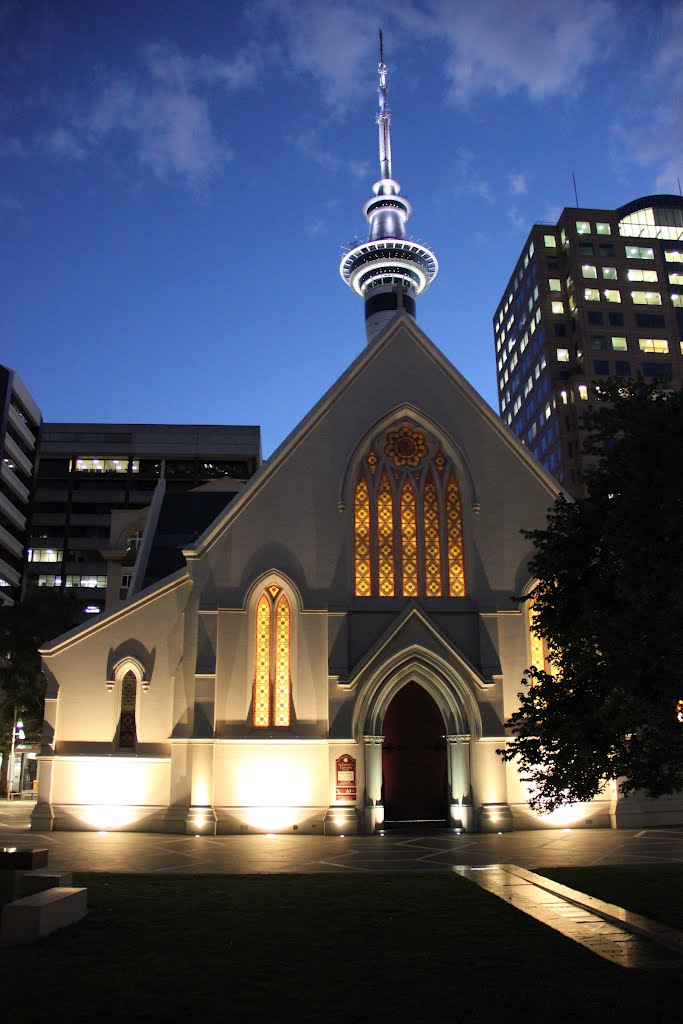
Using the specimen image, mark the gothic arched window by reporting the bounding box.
[353,421,466,598]
[118,670,137,749]
[253,585,291,728]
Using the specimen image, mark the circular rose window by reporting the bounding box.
[384,424,429,468]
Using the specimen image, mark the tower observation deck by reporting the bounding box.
[340,32,438,344]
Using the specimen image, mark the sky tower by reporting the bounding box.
[340,32,438,344]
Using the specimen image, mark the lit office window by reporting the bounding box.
[557,348,570,363]
[544,234,557,248]
[576,221,591,235]
[28,548,63,563]
[581,265,597,279]
[603,289,621,303]
[627,268,658,283]
[602,267,617,280]
[625,245,655,260]
[639,339,669,353]
[631,291,662,305]
[611,337,628,351]
[551,300,564,314]
[584,289,599,302]
[596,223,611,235]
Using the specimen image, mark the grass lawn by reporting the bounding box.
[5,872,681,1022]
[538,864,683,931]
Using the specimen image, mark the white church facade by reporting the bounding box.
[35,316,602,835]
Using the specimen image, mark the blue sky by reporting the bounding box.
[2,0,681,456]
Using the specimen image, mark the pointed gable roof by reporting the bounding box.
[183,314,565,561]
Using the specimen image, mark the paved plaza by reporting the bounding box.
[3,801,683,874]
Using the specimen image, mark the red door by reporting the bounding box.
[382,682,448,822]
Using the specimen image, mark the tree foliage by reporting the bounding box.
[501,378,683,811]
[0,589,82,744]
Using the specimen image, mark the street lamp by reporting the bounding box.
[6,709,25,799]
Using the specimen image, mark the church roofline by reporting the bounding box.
[183,314,568,560]
[39,568,191,657]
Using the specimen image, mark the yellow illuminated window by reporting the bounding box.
[673,295,683,307]
[665,250,683,263]
[549,278,561,291]
[354,473,371,597]
[669,273,683,286]
[253,588,292,728]
[423,475,442,597]
[544,235,557,248]
[639,338,669,353]
[253,593,271,728]
[400,479,418,597]
[352,423,466,599]
[581,265,597,279]
[528,595,547,672]
[446,472,465,597]
[627,268,658,283]
[551,300,564,314]
[631,291,662,305]
[377,471,395,597]
[603,289,621,303]
[611,337,627,351]
[273,594,291,727]
[584,288,599,302]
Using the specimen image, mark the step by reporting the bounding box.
[1,886,87,946]
[19,869,73,897]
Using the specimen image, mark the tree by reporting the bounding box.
[501,377,683,812]
[0,589,82,790]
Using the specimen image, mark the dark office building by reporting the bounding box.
[27,423,261,615]
[493,195,683,496]
[0,366,41,604]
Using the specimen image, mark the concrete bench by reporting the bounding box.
[1,887,87,946]
[19,869,73,897]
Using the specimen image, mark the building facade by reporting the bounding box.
[0,365,41,605]
[27,423,261,616]
[494,195,683,496]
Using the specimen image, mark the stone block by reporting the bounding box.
[0,848,49,871]
[1,887,87,946]
[19,870,73,897]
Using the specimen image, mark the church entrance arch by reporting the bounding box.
[381,682,447,824]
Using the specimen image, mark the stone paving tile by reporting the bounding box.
[455,863,683,969]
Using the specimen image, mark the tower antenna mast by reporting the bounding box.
[377,29,391,180]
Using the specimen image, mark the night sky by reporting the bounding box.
[2,1,681,455]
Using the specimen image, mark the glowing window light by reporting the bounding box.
[118,670,137,749]
[377,471,395,597]
[446,472,466,597]
[400,479,418,597]
[354,473,372,597]
[273,594,291,727]
[423,474,442,597]
[528,594,548,674]
[253,593,271,727]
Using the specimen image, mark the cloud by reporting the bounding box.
[40,41,260,184]
[508,171,528,196]
[404,0,617,103]
[0,136,27,158]
[255,0,616,114]
[252,0,375,112]
[509,206,526,230]
[454,147,493,203]
[305,218,326,237]
[610,3,683,192]
[288,128,370,181]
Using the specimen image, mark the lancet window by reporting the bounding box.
[353,421,466,598]
[527,592,552,675]
[118,670,138,749]
[253,585,292,728]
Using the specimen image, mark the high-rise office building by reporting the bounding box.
[26,423,261,615]
[493,195,683,496]
[0,366,41,604]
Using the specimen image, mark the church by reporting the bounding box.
[32,48,671,836]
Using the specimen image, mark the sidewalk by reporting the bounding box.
[3,801,683,874]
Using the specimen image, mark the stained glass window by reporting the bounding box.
[400,479,418,597]
[528,594,546,671]
[253,593,271,727]
[253,587,292,728]
[354,473,372,597]
[377,471,395,597]
[352,421,466,599]
[423,474,442,597]
[273,594,291,727]
[446,472,466,597]
[118,670,137,749]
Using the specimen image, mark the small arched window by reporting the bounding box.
[527,592,552,675]
[253,585,291,728]
[118,670,138,749]
[353,421,466,598]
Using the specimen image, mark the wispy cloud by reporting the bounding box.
[509,205,526,230]
[610,3,683,192]
[403,0,617,103]
[24,41,260,185]
[508,171,528,196]
[288,128,369,180]
[454,147,493,203]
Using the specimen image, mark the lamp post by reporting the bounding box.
[6,708,25,799]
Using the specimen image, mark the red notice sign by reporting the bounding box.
[335,754,357,803]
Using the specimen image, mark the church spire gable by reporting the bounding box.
[339,32,438,344]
